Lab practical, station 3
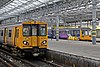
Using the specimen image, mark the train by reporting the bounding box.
[48,29,68,39]
[66,28,91,41]
[0,21,48,57]
[48,27,92,41]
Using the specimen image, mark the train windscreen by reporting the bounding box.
[23,24,31,36]
[38,25,46,36]
[82,30,91,35]
[23,24,47,36]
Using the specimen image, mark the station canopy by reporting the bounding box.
[0,0,100,24]
[0,0,60,20]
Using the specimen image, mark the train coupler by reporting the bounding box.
[33,53,39,56]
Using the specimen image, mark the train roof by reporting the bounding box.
[48,27,91,31]
[65,28,91,30]
[0,21,47,28]
[0,23,22,28]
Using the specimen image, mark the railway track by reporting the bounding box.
[38,58,63,67]
[0,57,17,67]
[0,49,63,67]
[0,49,39,67]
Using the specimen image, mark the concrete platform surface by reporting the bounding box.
[48,39,100,60]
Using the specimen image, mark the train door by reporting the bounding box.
[14,27,19,46]
[3,28,7,44]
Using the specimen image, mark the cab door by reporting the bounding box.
[14,27,19,46]
[3,28,7,44]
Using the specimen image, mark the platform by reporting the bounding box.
[48,39,100,60]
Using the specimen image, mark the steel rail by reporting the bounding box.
[38,58,63,67]
[0,56,18,67]
[0,49,39,67]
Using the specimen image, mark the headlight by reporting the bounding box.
[41,40,47,45]
[23,41,27,44]
[23,41,29,45]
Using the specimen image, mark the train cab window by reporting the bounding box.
[1,30,3,36]
[38,25,46,36]
[15,29,19,38]
[9,30,12,37]
[23,25,31,36]
[32,25,37,36]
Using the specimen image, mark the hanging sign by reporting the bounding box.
[91,30,96,36]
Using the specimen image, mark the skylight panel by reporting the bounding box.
[33,1,41,5]
[10,2,18,7]
[5,5,14,10]
[53,0,61,2]
[87,5,92,8]
[28,4,35,7]
[79,6,85,10]
[25,4,35,9]
[18,0,30,3]
[20,7,25,10]
[24,5,30,9]
[38,0,50,3]
[97,2,100,6]
[39,4,45,7]
[48,1,53,4]
[0,9,5,13]
[13,0,23,6]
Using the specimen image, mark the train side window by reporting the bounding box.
[9,30,12,37]
[15,29,19,38]
[1,30,3,36]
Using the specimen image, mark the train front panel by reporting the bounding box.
[37,24,48,49]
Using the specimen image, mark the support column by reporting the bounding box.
[87,21,88,28]
[79,14,82,29]
[56,15,60,41]
[92,0,97,45]
[50,18,53,29]
[80,20,82,28]
[16,16,19,22]
[75,22,76,28]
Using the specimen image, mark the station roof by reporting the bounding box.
[0,0,60,20]
[0,0,11,8]
[0,0,100,25]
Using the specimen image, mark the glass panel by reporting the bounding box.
[9,30,12,37]
[1,30,3,36]
[38,0,49,3]
[33,1,41,5]
[10,2,19,7]
[39,25,46,36]
[15,29,19,38]
[32,25,37,35]
[13,0,23,6]
[53,0,61,2]
[18,0,30,3]
[82,30,85,35]
[23,25,31,36]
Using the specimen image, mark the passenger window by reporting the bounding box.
[1,30,3,36]
[9,30,12,37]
[15,29,19,38]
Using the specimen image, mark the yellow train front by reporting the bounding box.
[0,21,48,56]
